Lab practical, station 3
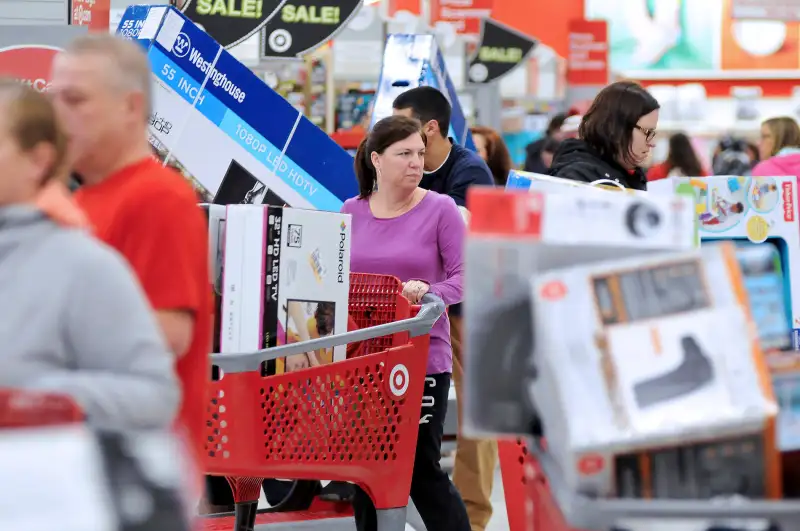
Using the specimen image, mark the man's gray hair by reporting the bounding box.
[65,33,152,120]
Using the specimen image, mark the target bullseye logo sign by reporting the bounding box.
[389,364,409,397]
[268,28,292,53]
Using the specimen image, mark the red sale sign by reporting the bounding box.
[430,0,494,35]
[0,45,61,92]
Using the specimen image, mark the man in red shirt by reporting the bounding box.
[50,34,210,461]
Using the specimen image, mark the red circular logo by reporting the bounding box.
[540,280,567,301]
[577,454,605,476]
[0,45,62,92]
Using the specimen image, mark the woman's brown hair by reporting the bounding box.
[354,115,425,198]
[471,125,512,185]
[579,80,660,168]
[0,78,67,185]
[762,116,800,157]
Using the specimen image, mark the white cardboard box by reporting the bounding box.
[220,205,351,373]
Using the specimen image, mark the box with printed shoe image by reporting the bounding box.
[530,243,780,500]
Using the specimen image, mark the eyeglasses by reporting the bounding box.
[634,125,657,142]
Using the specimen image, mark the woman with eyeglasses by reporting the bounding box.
[548,81,660,190]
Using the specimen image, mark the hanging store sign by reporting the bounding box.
[261,0,363,59]
[467,18,536,84]
[0,27,87,92]
[180,0,288,48]
[566,19,608,86]
[429,0,493,36]
[70,0,112,30]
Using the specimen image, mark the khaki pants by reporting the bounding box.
[450,315,498,531]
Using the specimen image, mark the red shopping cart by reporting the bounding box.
[202,273,444,531]
[526,436,800,531]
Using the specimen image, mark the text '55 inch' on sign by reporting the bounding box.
[179,0,288,48]
[261,0,364,59]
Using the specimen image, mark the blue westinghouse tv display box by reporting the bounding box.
[117,5,357,211]
[371,34,476,152]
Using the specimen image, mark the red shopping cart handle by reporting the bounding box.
[211,293,445,374]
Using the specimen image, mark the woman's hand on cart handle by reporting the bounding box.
[402,280,430,304]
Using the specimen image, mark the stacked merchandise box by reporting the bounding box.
[116,5,357,211]
[650,176,800,454]
[463,186,696,438]
[531,244,780,500]
[464,186,782,501]
[371,33,476,151]
[201,204,226,353]
[220,205,351,374]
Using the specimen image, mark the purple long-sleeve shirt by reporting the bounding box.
[341,191,465,375]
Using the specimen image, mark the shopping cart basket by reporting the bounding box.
[516,437,800,531]
[203,273,444,531]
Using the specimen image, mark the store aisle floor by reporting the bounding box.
[254,464,511,530]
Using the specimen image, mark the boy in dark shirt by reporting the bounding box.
[393,86,497,531]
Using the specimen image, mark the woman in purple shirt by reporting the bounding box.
[342,115,470,531]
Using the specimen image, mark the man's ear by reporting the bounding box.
[423,119,439,137]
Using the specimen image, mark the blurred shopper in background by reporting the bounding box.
[471,125,513,186]
[540,137,561,170]
[745,141,761,168]
[395,88,496,531]
[50,34,211,466]
[524,112,567,173]
[549,81,659,190]
[712,136,756,176]
[647,132,707,181]
[752,116,800,177]
[0,78,178,429]
[344,115,470,531]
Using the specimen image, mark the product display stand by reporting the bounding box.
[202,274,444,531]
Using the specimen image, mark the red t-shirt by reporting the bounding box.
[75,158,210,461]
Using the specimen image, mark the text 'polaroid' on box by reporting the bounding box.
[117,5,358,212]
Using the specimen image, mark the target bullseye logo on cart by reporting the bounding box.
[389,364,409,397]
[173,32,191,58]
[268,29,293,53]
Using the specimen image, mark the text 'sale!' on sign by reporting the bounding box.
[0,45,61,92]
[179,0,288,48]
[262,0,364,59]
[467,18,536,84]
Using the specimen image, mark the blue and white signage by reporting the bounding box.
[116,5,357,211]
[371,34,476,152]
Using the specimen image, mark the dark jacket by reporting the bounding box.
[419,142,494,207]
[523,138,547,174]
[548,138,647,191]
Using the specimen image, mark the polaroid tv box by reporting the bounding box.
[220,205,351,373]
[463,187,696,440]
[371,33,476,151]
[531,244,780,499]
[117,5,357,211]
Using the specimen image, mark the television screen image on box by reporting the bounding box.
[734,240,791,352]
[213,160,287,206]
[281,299,337,372]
